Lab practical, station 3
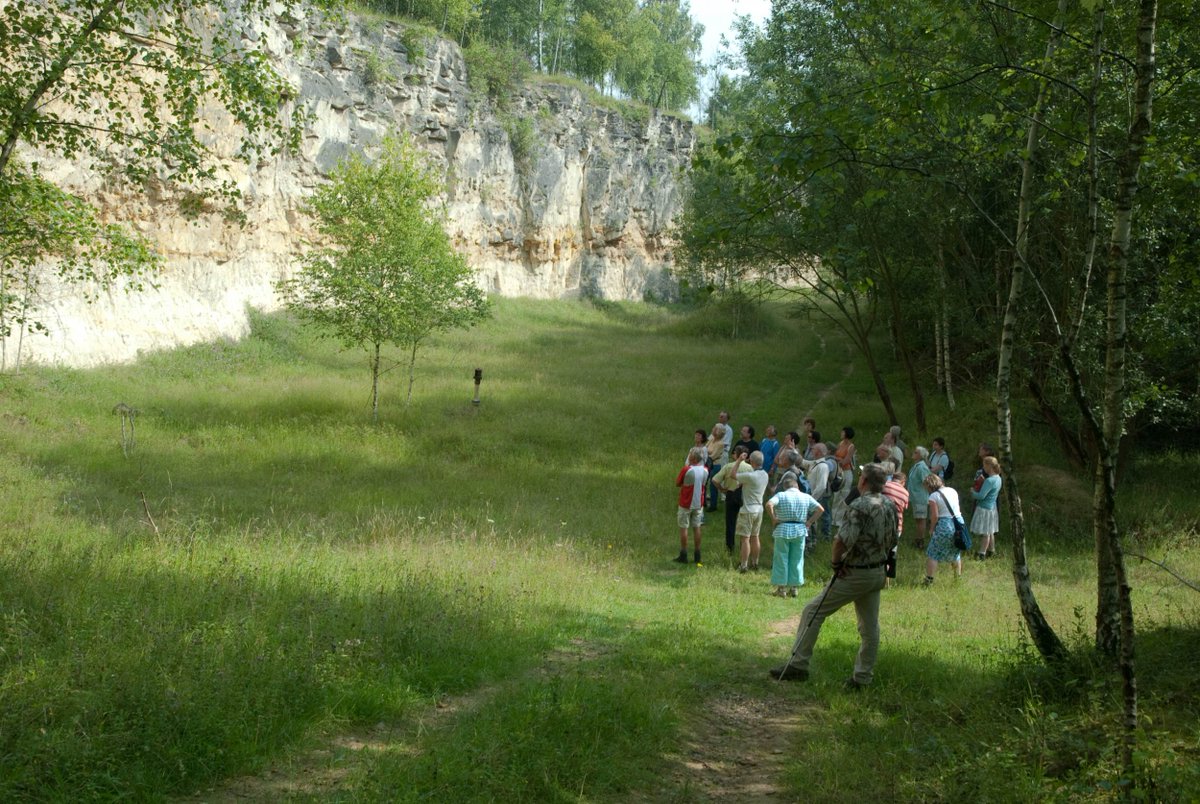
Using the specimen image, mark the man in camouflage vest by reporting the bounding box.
[770,463,899,689]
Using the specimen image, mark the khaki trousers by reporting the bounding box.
[788,567,886,685]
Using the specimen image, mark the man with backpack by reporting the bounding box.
[801,443,836,543]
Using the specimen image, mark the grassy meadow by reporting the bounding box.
[1,297,1198,802]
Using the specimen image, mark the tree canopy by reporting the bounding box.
[364,0,706,113]
[676,0,1195,776]
[680,0,1200,451]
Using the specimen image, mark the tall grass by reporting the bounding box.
[0,297,1197,800]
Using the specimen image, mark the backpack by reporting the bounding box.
[943,456,955,481]
[781,470,811,495]
[825,457,843,493]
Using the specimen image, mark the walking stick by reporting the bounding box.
[775,567,839,682]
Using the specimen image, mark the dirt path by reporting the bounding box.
[175,638,615,803]
[639,615,820,803]
[803,333,856,421]
[179,620,818,803]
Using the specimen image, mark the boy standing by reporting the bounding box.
[675,447,709,564]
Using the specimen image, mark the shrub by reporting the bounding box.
[463,39,530,106]
[502,114,538,182]
[360,49,394,87]
[399,22,433,62]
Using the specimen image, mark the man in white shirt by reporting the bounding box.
[717,411,734,456]
[730,451,770,572]
[803,443,833,542]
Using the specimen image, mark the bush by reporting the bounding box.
[359,49,394,87]
[463,39,530,105]
[399,22,434,62]
[501,114,538,182]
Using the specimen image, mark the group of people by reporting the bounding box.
[674,411,1006,688]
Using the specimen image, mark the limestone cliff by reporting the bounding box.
[15,11,694,367]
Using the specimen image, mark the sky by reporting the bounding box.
[688,0,773,119]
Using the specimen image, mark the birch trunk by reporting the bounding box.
[934,314,944,390]
[406,341,419,406]
[1101,0,1157,771]
[995,0,1069,662]
[941,287,955,411]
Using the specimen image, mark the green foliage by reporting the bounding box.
[356,0,704,115]
[681,0,1200,442]
[0,0,313,357]
[398,21,435,62]
[278,135,489,412]
[359,49,395,87]
[663,289,787,340]
[463,38,531,105]
[0,164,159,370]
[501,114,539,183]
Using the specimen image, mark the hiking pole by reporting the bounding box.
[775,568,839,682]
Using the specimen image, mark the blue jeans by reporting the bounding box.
[707,463,722,511]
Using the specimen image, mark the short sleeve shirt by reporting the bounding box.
[837,492,898,564]
[929,451,949,477]
[738,468,770,512]
[769,489,820,539]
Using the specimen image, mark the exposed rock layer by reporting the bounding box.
[17,11,693,367]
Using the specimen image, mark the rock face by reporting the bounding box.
[14,11,693,367]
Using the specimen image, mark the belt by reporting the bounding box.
[845,560,887,569]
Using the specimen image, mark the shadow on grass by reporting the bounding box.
[0,542,582,800]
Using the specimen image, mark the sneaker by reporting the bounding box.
[985,550,995,559]
[694,551,702,565]
[773,587,787,597]
[975,552,986,561]
[769,664,808,681]
[843,677,866,691]
[673,552,688,564]
[921,575,934,587]
[788,587,800,598]
[751,562,760,571]
[738,563,749,573]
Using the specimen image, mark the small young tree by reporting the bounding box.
[280,136,490,421]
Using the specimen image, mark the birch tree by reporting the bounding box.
[280,136,490,421]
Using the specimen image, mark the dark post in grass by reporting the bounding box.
[473,368,483,406]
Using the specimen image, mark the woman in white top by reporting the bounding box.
[922,473,964,585]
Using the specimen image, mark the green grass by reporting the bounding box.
[1,297,1198,801]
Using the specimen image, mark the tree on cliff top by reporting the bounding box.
[0,0,311,363]
[279,136,490,421]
